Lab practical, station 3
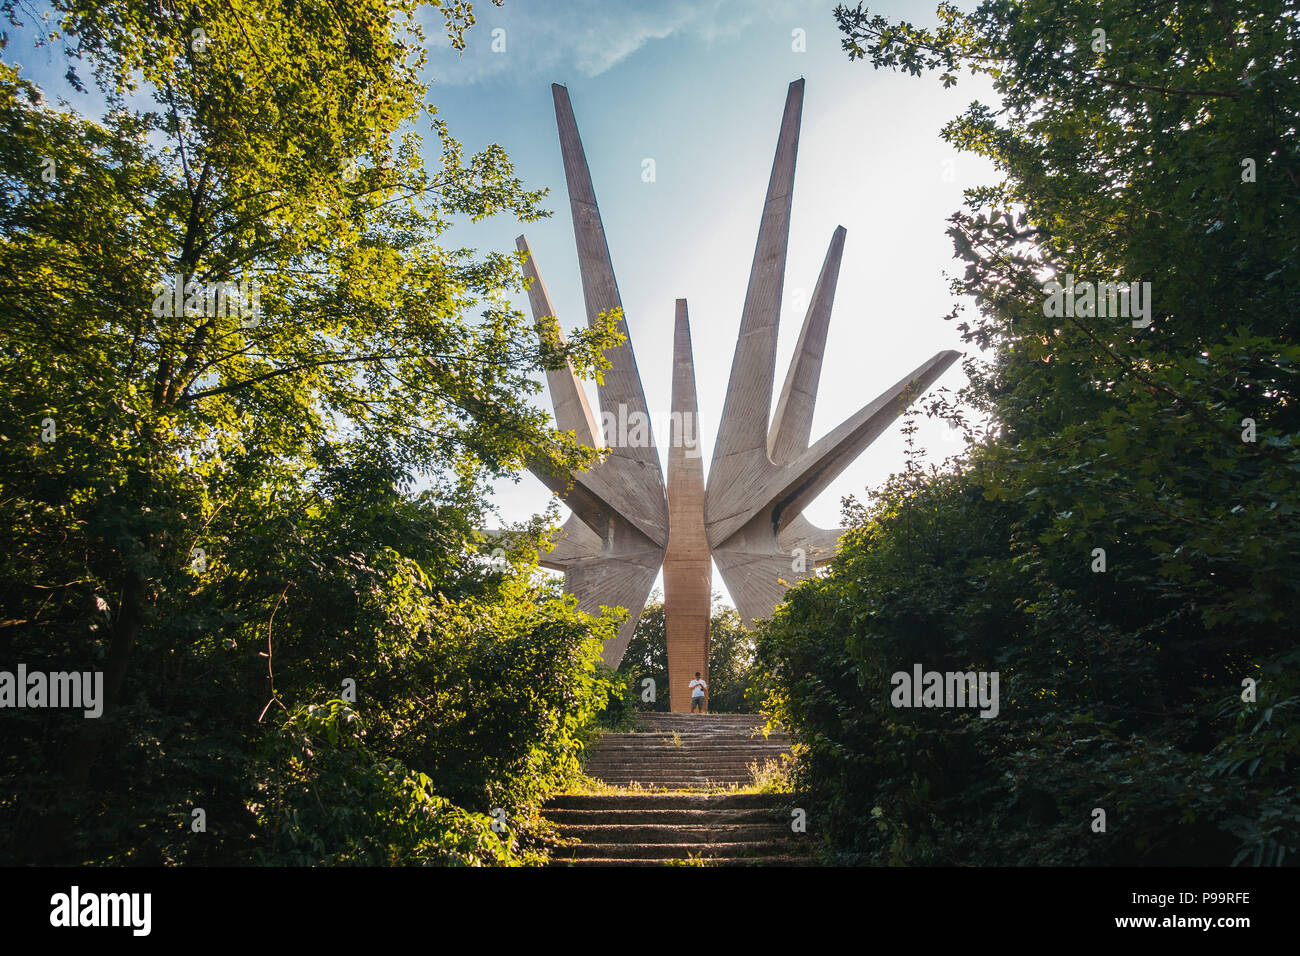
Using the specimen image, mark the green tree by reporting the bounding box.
[753,1,1300,866]
[0,0,620,864]
[618,597,669,711]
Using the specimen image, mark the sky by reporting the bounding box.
[4,0,1003,608]
[420,0,1002,602]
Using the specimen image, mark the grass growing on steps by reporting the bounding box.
[567,758,795,796]
[664,851,711,867]
[567,774,763,795]
[746,753,796,794]
[573,715,800,795]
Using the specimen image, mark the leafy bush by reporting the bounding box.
[0,429,620,865]
[251,701,529,866]
[593,666,640,732]
[757,461,1299,866]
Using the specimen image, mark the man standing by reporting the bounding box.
[689,672,708,713]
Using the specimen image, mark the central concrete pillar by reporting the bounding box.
[664,300,711,712]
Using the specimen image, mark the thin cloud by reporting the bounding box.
[423,0,805,85]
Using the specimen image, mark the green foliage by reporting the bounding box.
[758,0,1300,865]
[0,0,620,865]
[593,666,640,732]
[618,597,669,711]
[760,465,1299,865]
[707,605,758,713]
[663,852,710,867]
[252,700,530,866]
[360,575,617,812]
[618,593,758,712]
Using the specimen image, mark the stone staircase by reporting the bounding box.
[543,713,812,866]
[580,712,792,789]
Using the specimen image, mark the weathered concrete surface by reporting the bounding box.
[664,300,710,711]
[768,226,845,467]
[517,234,664,667]
[518,235,601,449]
[518,79,959,699]
[552,84,668,550]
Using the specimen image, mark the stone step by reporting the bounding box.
[582,784,760,791]
[635,713,770,720]
[544,807,783,825]
[586,772,756,781]
[582,781,754,790]
[633,724,774,729]
[631,724,778,732]
[555,855,814,867]
[589,771,782,777]
[626,729,786,736]
[593,738,787,744]
[590,749,790,759]
[634,715,774,724]
[620,740,788,744]
[639,716,777,725]
[584,779,750,785]
[585,770,774,780]
[558,840,797,860]
[546,793,786,811]
[585,773,766,781]
[592,738,785,743]
[586,765,763,770]
[634,723,772,728]
[585,750,789,761]
[586,760,767,766]
[585,764,774,770]
[586,756,778,763]
[540,788,807,866]
[588,751,786,760]
[582,783,754,791]
[555,823,792,843]
[584,772,765,780]
[584,780,758,787]
[588,742,791,750]
[590,749,788,755]
[585,769,757,778]
[586,750,784,758]
[596,733,790,742]
[587,764,785,770]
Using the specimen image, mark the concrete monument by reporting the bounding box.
[517,80,959,711]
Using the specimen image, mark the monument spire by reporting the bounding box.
[768,226,845,466]
[519,80,960,706]
[552,84,668,548]
[516,235,601,448]
[707,79,804,518]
